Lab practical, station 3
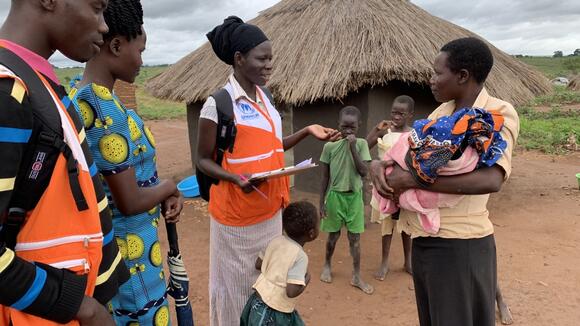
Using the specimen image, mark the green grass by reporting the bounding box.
[518,56,580,79]
[516,87,580,154]
[530,87,580,106]
[54,66,186,120]
[54,60,579,153]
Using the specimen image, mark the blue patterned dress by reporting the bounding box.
[71,82,170,326]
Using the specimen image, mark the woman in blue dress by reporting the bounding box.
[70,0,182,325]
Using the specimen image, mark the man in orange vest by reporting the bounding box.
[0,1,128,325]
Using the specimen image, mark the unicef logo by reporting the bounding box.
[240,103,255,114]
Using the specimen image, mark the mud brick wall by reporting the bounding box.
[114,80,138,111]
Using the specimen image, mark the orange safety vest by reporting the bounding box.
[0,67,103,326]
[209,85,289,226]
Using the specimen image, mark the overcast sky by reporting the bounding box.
[0,0,578,67]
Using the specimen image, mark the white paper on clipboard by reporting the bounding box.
[249,158,318,181]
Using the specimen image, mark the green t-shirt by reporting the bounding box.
[320,138,371,192]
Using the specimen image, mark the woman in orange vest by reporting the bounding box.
[198,16,340,326]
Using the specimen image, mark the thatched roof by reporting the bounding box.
[146,0,552,106]
[568,75,580,91]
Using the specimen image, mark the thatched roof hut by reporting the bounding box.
[568,75,580,91]
[147,0,550,106]
[147,0,552,192]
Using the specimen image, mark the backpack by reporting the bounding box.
[196,86,274,201]
[0,47,88,249]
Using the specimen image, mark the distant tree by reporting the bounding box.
[574,49,580,56]
[554,50,564,58]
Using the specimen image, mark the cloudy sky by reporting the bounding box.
[0,0,578,67]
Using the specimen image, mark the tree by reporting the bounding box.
[574,49,580,56]
[554,50,564,58]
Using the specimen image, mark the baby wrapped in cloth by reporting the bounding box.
[373,108,507,234]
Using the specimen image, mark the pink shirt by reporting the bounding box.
[0,39,60,84]
[373,132,479,234]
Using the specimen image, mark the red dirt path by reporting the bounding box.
[149,119,580,326]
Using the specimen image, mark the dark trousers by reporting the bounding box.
[412,235,497,326]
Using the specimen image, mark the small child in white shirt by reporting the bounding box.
[240,201,319,326]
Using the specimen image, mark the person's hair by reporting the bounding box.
[283,201,318,239]
[440,37,494,84]
[393,95,415,113]
[103,0,144,41]
[339,105,361,120]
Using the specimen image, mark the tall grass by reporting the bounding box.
[518,56,580,79]
[54,66,186,120]
[516,87,580,153]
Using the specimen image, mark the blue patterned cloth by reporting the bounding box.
[406,107,507,185]
[71,80,170,326]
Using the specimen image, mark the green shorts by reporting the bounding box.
[321,189,365,234]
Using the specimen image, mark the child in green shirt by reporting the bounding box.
[319,106,374,294]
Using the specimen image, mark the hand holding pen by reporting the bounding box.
[236,174,268,199]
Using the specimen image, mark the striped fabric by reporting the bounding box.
[0,77,33,200]
[0,45,129,323]
[209,211,282,326]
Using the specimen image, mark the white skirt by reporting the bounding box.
[209,210,282,326]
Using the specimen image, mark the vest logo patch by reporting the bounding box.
[239,103,260,121]
[29,152,46,180]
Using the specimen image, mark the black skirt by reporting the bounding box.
[412,234,497,326]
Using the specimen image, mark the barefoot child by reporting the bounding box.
[365,95,414,280]
[240,201,319,326]
[319,106,374,294]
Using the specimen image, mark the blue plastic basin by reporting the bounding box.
[177,175,200,198]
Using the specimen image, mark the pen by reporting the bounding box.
[239,174,269,199]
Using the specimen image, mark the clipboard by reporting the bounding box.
[249,158,318,181]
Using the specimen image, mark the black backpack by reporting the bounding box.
[0,47,88,249]
[196,87,274,201]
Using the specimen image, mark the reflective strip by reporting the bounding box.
[96,251,123,286]
[97,197,109,213]
[226,150,274,165]
[15,233,104,251]
[11,80,26,103]
[0,248,15,273]
[37,73,89,172]
[0,127,32,143]
[78,128,86,143]
[11,266,47,310]
[49,258,87,270]
[0,177,16,192]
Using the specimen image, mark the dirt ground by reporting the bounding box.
[149,119,580,326]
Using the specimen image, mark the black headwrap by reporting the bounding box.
[206,16,269,65]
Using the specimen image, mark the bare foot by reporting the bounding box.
[498,300,513,325]
[374,264,389,281]
[320,265,332,283]
[404,262,413,275]
[351,275,374,295]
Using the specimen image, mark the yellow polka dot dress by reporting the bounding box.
[72,82,169,325]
